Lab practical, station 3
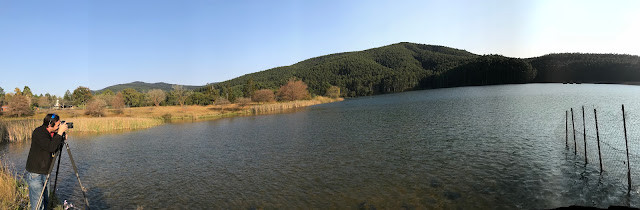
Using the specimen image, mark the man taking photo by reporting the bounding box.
[25,113,68,210]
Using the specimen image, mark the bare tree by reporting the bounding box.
[85,98,107,117]
[147,89,166,107]
[0,86,5,106]
[214,97,230,112]
[252,89,275,102]
[111,92,125,114]
[236,97,251,107]
[7,94,33,117]
[95,94,114,108]
[38,96,51,109]
[277,78,310,101]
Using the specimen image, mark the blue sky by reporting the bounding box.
[1,0,639,97]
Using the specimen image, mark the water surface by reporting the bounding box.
[3,84,640,209]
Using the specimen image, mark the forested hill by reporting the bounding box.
[200,42,640,98]
[204,42,480,97]
[95,81,203,94]
[529,53,640,84]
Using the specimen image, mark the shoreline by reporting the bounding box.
[0,97,343,143]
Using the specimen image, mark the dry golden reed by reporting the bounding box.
[0,159,29,210]
[65,117,164,133]
[250,96,343,114]
[0,117,163,143]
[0,119,40,143]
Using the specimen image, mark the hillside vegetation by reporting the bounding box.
[529,53,640,84]
[201,42,640,98]
[95,81,203,94]
[203,42,479,97]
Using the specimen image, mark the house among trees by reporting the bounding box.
[0,106,7,112]
[53,99,73,109]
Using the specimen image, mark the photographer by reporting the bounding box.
[25,114,68,210]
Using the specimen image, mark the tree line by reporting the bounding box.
[0,78,340,117]
[529,53,640,83]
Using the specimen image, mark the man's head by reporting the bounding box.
[43,113,60,131]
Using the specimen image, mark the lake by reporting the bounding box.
[3,83,640,209]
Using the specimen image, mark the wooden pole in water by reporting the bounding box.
[572,108,577,155]
[594,108,603,173]
[623,104,631,190]
[583,106,588,164]
[566,110,569,147]
[593,109,603,173]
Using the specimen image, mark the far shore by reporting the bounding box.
[0,96,343,143]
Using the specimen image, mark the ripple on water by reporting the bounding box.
[4,84,640,208]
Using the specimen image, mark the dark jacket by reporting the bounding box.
[25,125,63,174]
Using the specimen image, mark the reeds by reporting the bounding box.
[0,119,40,143]
[250,96,343,114]
[0,159,29,210]
[0,117,164,143]
[65,117,164,133]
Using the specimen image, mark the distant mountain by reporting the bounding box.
[94,81,204,94]
[200,42,640,98]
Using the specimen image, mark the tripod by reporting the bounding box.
[35,136,90,210]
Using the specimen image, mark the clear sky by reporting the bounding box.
[1,0,639,97]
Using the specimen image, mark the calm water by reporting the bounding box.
[3,84,640,209]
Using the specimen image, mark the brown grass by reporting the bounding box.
[0,159,29,210]
[64,117,164,133]
[0,117,163,143]
[118,105,230,120]
[250,96,343,114]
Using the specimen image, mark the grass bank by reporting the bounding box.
[0,159,68,210]
[0,159,29,210]
[0,96,343,143]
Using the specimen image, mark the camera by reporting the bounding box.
[61,121,74,129]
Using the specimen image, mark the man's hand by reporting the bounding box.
[57,122,69,136]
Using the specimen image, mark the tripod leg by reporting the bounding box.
[52,147,62,197]
[65,142,91,209]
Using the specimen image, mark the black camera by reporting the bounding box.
[61,121,74,129]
